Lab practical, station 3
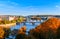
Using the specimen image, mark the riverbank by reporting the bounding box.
[0,23,16,28]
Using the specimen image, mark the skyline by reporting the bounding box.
[0,0,60,16]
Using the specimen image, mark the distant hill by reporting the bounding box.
[27,15,60,17]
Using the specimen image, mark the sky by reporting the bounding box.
[0,0,60,16]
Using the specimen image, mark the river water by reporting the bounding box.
[6,20,44,39]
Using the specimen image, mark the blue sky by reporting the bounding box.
[0,0,60,16]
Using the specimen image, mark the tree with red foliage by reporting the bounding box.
[29,17,60,39]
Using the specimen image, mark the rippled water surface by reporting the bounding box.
[11,21,41,31]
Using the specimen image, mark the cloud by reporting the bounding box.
[56,5,60,8]
[7,1,19,6]
[56,5,59,7]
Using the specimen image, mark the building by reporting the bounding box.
[8,16,15,21]
[0,17,2,21]
[0,15,16,21]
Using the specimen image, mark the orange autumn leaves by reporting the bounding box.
[0,26,5,39]
[40,17,60,30]
[43,18,60,29]
[18,26,26,34]
[31,17,60,33]
[29,17,60,39]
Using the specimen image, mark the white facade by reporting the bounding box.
[8,16,15,21]
[0,18,2,21]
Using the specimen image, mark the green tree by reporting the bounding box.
[0,21,3,24]
[16,17,24,23]
[11,20,16,23]
[2,19,11,24]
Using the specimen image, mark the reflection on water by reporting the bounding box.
[11,21,41,31]
[6,21,43,39]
